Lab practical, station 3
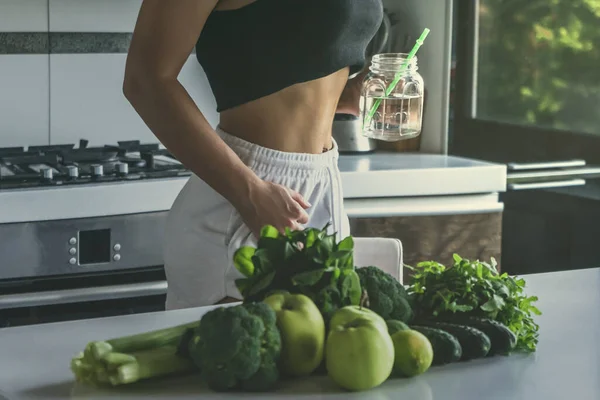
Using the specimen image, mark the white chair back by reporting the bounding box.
[353,237,404,284]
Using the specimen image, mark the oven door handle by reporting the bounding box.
[0,281,167,310]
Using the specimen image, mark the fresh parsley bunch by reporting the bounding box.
[407,254,542,352]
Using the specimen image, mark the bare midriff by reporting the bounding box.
[212,0,366,155]
[218,67,351,155]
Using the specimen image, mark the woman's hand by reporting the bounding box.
[240,180,311,237]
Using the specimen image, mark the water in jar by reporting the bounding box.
[360,90,423,142]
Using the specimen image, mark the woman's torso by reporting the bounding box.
[197,0,383,154]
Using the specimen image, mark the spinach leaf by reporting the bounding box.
[283,242,296,261]
[325,250,353,269]
[339,269,362,306]
[306,229,318,248]
[235,278,251,297]
[248,270,276,297]
[329,267,341,286]
[337,236,354,251]
[292,269,325,287]
[251,248,273,275]
[233,224,361,323]
[319,234,336,255]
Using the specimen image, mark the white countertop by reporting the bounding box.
[0,267,597,400]
[338,153,506,198]
[0,153,506,223]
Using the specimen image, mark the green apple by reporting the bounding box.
[263,293,325,377]
[329,305,387,334]
[325,317,395,391]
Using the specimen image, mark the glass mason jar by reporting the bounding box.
[360,53,425,142]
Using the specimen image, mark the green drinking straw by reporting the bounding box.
[363,28,431,129]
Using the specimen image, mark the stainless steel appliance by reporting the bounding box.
[332,114,377,153]
[0,140,191,327]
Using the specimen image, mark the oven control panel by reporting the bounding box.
[0,212,168,280]
[67,229,122,266]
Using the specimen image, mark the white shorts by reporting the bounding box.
[163,126,351,310]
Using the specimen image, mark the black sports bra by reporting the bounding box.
[196,0,384,112]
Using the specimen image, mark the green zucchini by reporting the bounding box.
[418,321,491,361]
[411,326,462,365]
[458,317,517,355]
[386,320,410,335]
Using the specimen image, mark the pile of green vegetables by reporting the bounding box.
[71,302,282,391]
[233,224,412,324]
[70,225,542,393]
[406,254,541,352]
[378,254,542,368]
[71,225,415,391]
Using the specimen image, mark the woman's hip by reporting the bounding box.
[163,127,350,308]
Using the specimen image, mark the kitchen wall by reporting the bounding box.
[0,0,49,147]
[0,0,218,148]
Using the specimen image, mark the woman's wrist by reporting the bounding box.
[227,167,264,214]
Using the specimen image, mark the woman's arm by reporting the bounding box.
[124,0,309,235]
[336,67,369,116]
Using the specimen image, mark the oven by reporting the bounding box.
[0,212,171,328]
[0,140,190,328]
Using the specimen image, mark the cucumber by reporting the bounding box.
[386,320,410,335]
[411,326,462,365]
[418,321,491,361]
[458,317,517,355]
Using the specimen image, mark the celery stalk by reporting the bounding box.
[90,320,198,359]
[72,321,199,387]
[114,346,196,385]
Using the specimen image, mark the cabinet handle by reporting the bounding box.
[507,160,587,171]
[507,179,586,191]
[345,194,504,218]
[507,167,600,181]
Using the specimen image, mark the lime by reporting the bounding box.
[391,329,434,377]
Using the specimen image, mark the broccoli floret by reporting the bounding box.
[189,302,281,392]
[356,266,414,323]
[240,355,279,392]
[312,285,342,323]
[243,302,276,328]
[386,319,410,335]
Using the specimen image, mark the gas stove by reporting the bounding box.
[0,139,191,190]
[0,139,193,225]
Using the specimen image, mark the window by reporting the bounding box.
[452,0,600,164]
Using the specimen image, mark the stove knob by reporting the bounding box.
[115,162,129,175]
[91,164,104,177]
[41,168,53,180]
[66,165,79,179]
[141,153,155,169]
